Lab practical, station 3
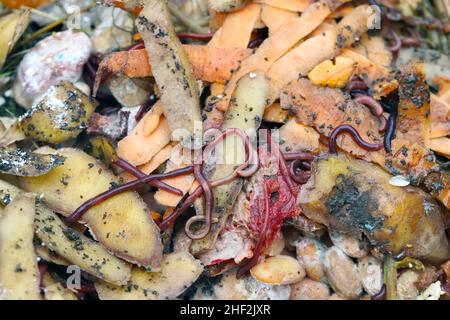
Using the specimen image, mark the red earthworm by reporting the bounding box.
[282,152,316,162]
[184,164,214,240]
[328,124,383,154]
[126,41,145,51]
[160,129,257,232]
[348,79,368,92]
[114,157,183,195]
[237,146,259,177]
[177,32,213,41]
[289,160,312,184]
[203,128,256,186]
[353,94,387,132]
[268,134,296,192]
[401,37,421,47]
[387,30,402,54]
[378,115,388,133]
[354,95,384,117]
[202,128,250,161]
[159,187,203,231]
[66,166,194,224]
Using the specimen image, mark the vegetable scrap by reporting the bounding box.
[0,0,448,301]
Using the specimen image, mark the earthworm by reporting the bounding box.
[114,157,183,195]
[289,159,312,184]
[328,124,383,154]
[184,164,214,240]
[66,166,194,224]
[177,32,213,41]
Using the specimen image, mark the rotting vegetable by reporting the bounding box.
[299,154,449,263]
[0,0,448,301]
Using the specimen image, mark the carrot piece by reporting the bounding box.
[328,3,355,18]
[139,143,174,174]
[117,115,171,166]
[267,28,338,101]
[429,137,450,157]
[209,3,262,48]
[2,0,50,9]
[254,0,313,12]
[278,118,320,153]
[155,173,194,207]
[206,28,224,48]
[340,49,398,99]
[143,100,164,136]
[266,4,374,102]
[154,145,195,207]
[203,3,258,131]
[207,0,349,127]
[261,4,297,36]
[133,33,142,41]
[430,94,450,138]
[306,20,336,38]
[281,78,383,158]
[97,50,151,79]
[194,47,253,85]
[95,46,252,90]
[308,35,394,93]
[209,9,228,33]
[122,143,175,183]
